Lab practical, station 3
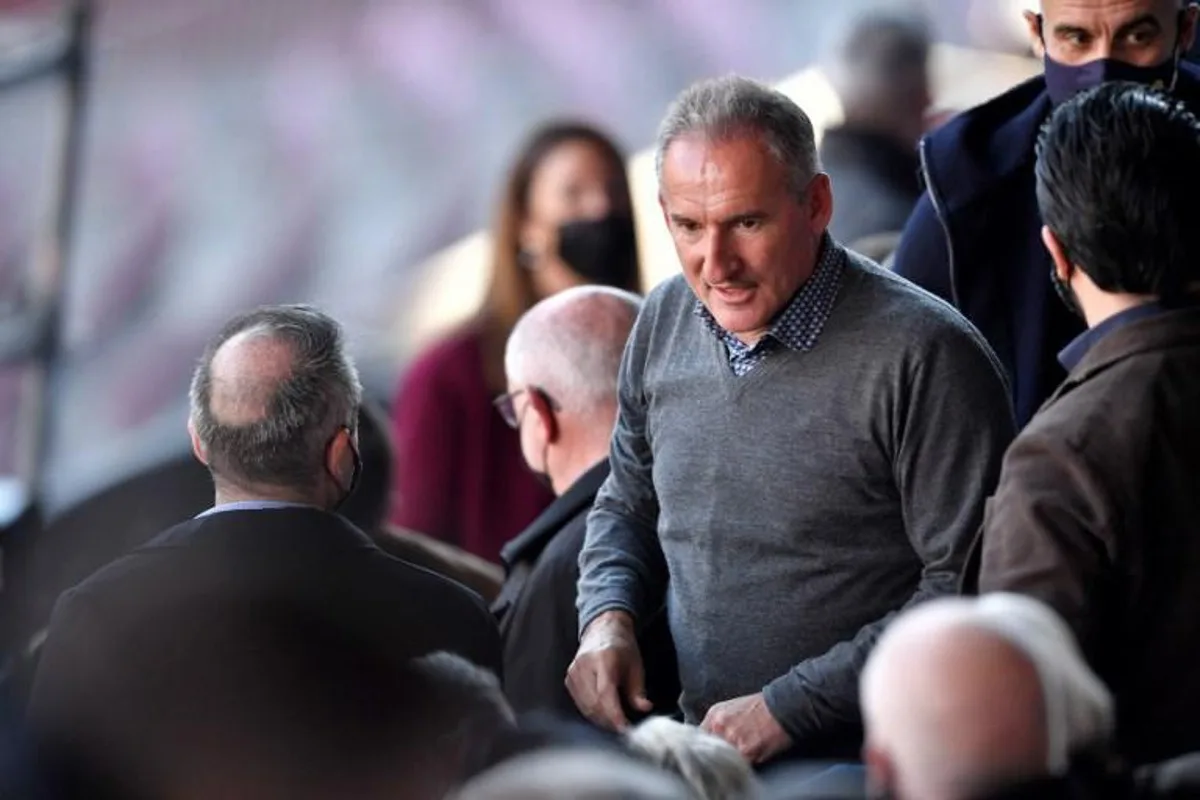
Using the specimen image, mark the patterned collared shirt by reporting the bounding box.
[694,234,847,376]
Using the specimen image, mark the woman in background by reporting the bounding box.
[389,122,641,563]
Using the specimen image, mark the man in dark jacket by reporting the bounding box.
[819,8,930,251]
[28,305,501,797]
[492,286,677,720]
[892,0,1199,426]
[969,83,1200,765]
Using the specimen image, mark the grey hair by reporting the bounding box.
[504,285,642,416]
[188,304,362,491]
[861,594,1114,778]
[821,7,931,119]
[654,74,820,199]
[626,717,759,800]
[453,748,690,800]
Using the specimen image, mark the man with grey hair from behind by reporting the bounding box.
[568,75,1015,765]
[29,304,501,798]
[818,7,931,250]
[859,594,1115,800]
[493,286,677,721]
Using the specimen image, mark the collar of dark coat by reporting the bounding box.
[141,507,379,565]
[499,459,610,571]
[1046,306,1200,405]
[921,61,1200,215]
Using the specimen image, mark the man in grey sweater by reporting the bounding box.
[566,75,1016,765]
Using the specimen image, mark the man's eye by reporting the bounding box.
[1126,28,1157,45]
[737,218,761,231]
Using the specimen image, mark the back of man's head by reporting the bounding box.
[822,7,931,139]
[504,286,642,420]
[860,594,1113,800]
[188,304,362,497]
[1036,81,1200,301]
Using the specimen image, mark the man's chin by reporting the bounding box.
[712,312,769,341]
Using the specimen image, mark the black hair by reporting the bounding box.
[1036,81,1200,302]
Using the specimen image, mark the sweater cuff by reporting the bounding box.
[578,599,640,643]
[762,672,819,743]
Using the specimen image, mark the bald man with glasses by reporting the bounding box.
[490,286,678,720]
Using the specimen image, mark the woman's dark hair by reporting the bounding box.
[477,122,635,389]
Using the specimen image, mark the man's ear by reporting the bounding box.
[325,427,356,491]
[188,417,208,467]
[1041,225,1073,283]
[863,742,897,799]
[1024,10,1046,58]
[807,172,834,234]
[528,389,559,445]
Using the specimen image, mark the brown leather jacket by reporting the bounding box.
[967,307,1200,765]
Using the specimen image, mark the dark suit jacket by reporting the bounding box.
[968,308,1200,764]
[492,461,678,719]
[28,506,502,796]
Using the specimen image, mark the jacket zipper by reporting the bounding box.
[919,137,960,309]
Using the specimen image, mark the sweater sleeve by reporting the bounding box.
[576,305,670,636]
[763,316,1016,744]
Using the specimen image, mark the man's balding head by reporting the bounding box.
[860,595,1113,800]
[189,305,362,501]
[504,286,642,417]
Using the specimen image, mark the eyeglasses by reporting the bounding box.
[493,386,560,429]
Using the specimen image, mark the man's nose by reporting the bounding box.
[701,232,738,283]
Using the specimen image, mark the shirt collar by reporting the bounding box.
[1057,302,1167,372]
[196,499,318,519]
[693,233,846,353]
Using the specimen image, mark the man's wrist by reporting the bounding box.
[581,608,636,641]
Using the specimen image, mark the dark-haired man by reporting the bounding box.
[970,82,1200,764]
[28,305,501,797]
[892,0,1200,426]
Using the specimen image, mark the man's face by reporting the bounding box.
[1028,0,1197,65]
[658,132,832,345]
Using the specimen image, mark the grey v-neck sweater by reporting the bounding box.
[577,248,1015,752]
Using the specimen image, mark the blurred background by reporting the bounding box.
[0,0,1052,522]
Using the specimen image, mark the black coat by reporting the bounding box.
[492,461,678,720]
[28,507,502,796]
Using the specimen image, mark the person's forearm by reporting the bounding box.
[577,506,667,637]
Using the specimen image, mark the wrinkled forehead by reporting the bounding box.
[1040,0,1181,28]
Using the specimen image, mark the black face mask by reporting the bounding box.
[1051,266,1085,319]
[1040,12,1186,106]
[555,213,639,287]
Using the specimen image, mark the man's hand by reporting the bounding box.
[566,610,651,731]
[700,692,793,764]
